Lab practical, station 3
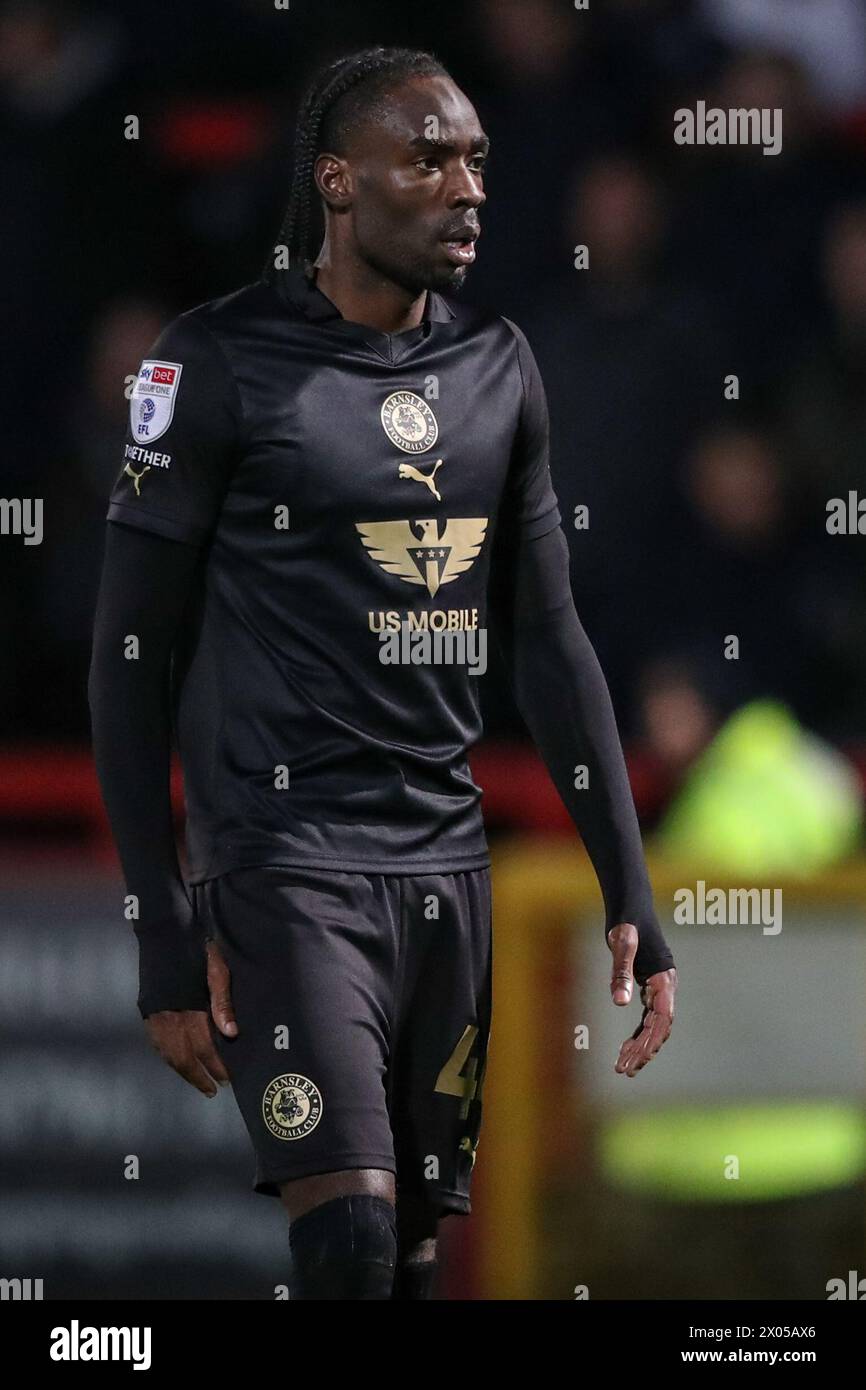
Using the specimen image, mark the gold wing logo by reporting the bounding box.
[356,517,488,598]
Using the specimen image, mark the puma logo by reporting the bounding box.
[124,462,150,496]
[398,458,443,501]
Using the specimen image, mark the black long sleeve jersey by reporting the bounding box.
[108,265,564,879]
[93,264,674,1004]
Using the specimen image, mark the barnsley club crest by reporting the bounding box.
[380,391,439,454]
[262,1074,323,1141]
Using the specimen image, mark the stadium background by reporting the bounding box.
[2,0,866,1299]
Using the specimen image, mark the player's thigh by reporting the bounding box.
[279,1167,396,1222]
[196,867,400,1188]
[391,868,492,1213]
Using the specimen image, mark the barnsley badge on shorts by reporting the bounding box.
[129,359,183,445]
[262,1074,323,1141]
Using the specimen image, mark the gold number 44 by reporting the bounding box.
[435,1023,486,1121]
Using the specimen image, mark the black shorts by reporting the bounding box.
[193,865,492,1216]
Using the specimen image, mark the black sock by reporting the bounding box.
[391,1258,438,1300]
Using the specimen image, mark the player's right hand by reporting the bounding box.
[143,940,238,1097]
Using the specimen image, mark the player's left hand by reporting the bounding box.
[606,921,676,1077]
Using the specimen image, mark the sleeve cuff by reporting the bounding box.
[107,501,207,547]
[522,503,561,541]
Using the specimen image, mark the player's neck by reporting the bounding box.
[310,258,427,335]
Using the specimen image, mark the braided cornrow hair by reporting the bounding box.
[263,46,449,281]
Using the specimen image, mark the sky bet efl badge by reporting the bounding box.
[130,359,183,444]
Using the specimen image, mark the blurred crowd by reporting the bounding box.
[3,0,866,796]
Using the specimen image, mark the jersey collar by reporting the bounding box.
[273,264,455,330]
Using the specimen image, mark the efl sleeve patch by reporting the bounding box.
[129,360,184,445]
[108,311,242,546]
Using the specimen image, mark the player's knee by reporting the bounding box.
[288,1194,397,1300]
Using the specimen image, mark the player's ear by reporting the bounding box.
[315,153,352,208]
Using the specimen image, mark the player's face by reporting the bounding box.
[345,75,488,294]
